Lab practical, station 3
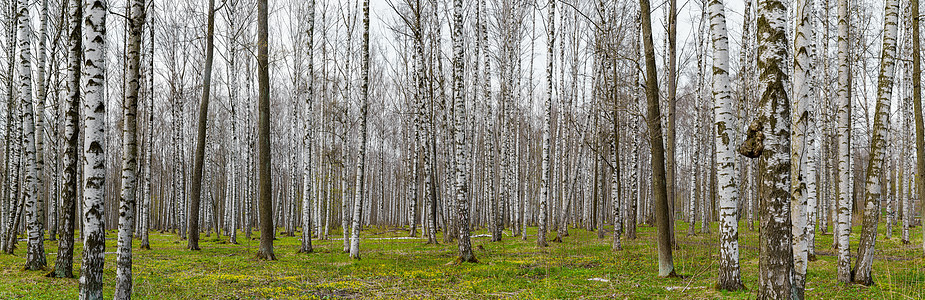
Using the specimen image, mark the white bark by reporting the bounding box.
[79,0,107,298]
[791,0,816,295]
[300,0,316,254]
[19,0,46,271]
[349,0,370,260]
[115,0,145,297]
[852,0,898,285]
[709,0,742,291]
[835,0,853,283]
[538,0,554,248]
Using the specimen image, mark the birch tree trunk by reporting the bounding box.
[48,0,81,278]
[791,0,816,296]
[300,0,316,254]
[18,0,47,271]
[709,0,743,291]
[349,0,370,260]
[611,111,622,250]
[79,0,108,297]
[115,0,146,297]
[538,0,554,249]
[639,0,676,278]
[34,0,48,245]
[852,0,898,286]
[141,26,154,249]
[480,0,499,243]
[835,0,853,283]
[451,0,475,263]
[224,0,240,245]
[754,0,794,298]
[2,0,19,255]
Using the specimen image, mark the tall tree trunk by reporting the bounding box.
[187,0,216,251]
[141,20,154,250]
[537,0,554,249]
[480,0,499,243]
[791,0,817,296]
[79,0,108,297]
[835,0,853,283]
[666,0,678,251]
[451,0,475,263]
[115,0,146,297]
[710,0,743,291]
[48,0,81,278]
[754,0,793,298]
[912,0,925,254]
[34,0,48,246]
[19,0,46,271]
[639,0,676,278]
[255,0,275,261]
[852,0,898,286]
[349,0,371,260]
[1,0,16,254]
[300,0,316,254]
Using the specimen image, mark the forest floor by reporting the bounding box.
[1,221,923,299]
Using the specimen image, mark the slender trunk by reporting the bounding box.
[537,0,554,249]
[852,0,898,286]
[451,0,475,263]
[710,0,743,291]
[115,0,146,297]
[255,0,275,261]
[835,0,853,283]
[791,0,816,296]
[48,0,81,278]
[639,0,676,277]
[187,0,216,251]
[140,9,155,250]
[19,0,47,271]
[349,0,371,260]
[666,0,678,251]
[299,0,316,254]
[78,0,108,297]
[34,0,48,247]
[912,0,925,255]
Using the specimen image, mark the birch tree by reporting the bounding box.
[115,0,146,297]
[18,0,47,271]
[79,0,108,297]
[538,0,554,249]
[708,0,742,291]
[299,0,316,254]
[451,0,475,263]
[48,0,81,278]
[34,0,48,247]
[753,0,793,297]
[479,0,500,243]
[852,0,898,286]
[791,0,816,296]
[349,0,371,260]
[835,0,852,283]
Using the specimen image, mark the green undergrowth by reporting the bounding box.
[0,221,923,299]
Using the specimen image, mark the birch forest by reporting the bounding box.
[1,0,924,298]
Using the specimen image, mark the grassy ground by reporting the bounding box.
[0,221,923,299]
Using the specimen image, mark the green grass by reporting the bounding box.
[1,221,923,299]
